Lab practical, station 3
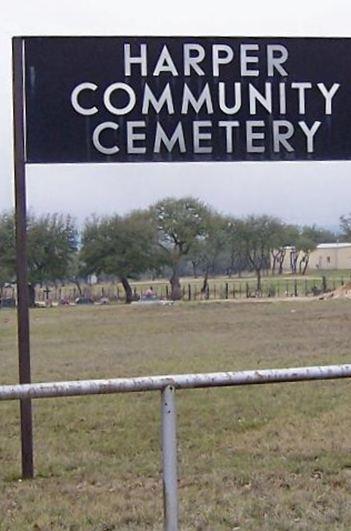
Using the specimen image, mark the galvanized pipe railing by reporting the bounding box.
[0,364,351,400]
[1,363,351,531]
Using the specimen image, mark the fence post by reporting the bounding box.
[161,385,179,531]
[188,284,191,301]
[225,283,229,300]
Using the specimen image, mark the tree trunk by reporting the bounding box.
[120,276,133,304]
[228,252,235,278]
[271,253,278,275]
[302,255,310,275]
[255,269,262,294]
[278,250,286,275]
[290,250,298,274]
[72,278,82,295]
[298,256,306,275]
[28,283,36,308]
[191,260,198,279]
[201,270,209,299]
[170,271,182,301]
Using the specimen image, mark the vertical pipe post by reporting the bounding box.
[161,385,178,531]
[12,37,34,479]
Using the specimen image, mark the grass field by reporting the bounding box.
[0,299,351,529]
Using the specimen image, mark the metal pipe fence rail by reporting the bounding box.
[1,364,351,531]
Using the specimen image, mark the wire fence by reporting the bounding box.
[1,275,351,307]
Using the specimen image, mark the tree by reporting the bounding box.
[0,212,78,305]
[292,225,335,275]
[340,214,351,241]
[151,197,210,300]
[301,225,337,245]
[0,212,16,286]
[80,210,163,303]
[223,217,248,278]
[65,251,86,296]
[27,213,78,286]
[241,215,286,292]
[189,213,228,294]
[271,224,300,275]
[295,226,322,275]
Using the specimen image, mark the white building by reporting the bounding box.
[309,243,351,270]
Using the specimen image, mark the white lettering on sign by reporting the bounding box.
[299,121,322,152]
[103,83,136,115]
[249,83,272,115]
[90,119,326,156]
[267,45,289,76]
[70,40,342,158]
[317,83,340,114]
[127,121,146,154]
[240,44,260,77]
[218,83,242,114]
[124,44,147,76]
[193,121,212,153]
[218,121,240,152]
[273,121,294,152]
[291,83,312,114]
[181,84,213,114]
[71,82,98,115]
[153,45,179,76]
[184,44,206,76]
[92,122,119,155]
[246,120,265,152]
[154,122,186,153]
[212,45,234,77]
[142,83,175,114]
[123,42,289,77]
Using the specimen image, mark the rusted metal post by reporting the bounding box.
[12,36,34,479]
[161,385,178,531]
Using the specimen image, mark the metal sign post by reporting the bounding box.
[12,37,34,479]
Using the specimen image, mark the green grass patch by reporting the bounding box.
[0,300,351,528]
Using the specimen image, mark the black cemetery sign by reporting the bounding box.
[23,36,351,164]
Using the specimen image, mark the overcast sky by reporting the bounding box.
[1,0,351,228]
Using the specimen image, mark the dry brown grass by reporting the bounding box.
[0,299,351,529]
